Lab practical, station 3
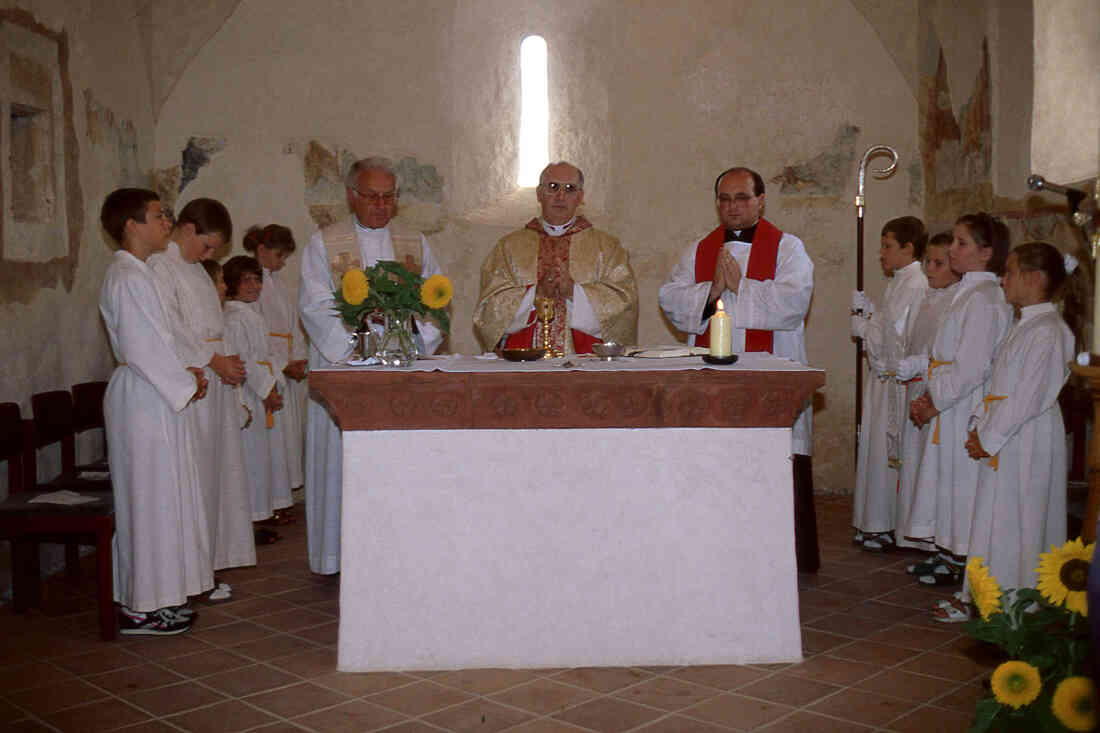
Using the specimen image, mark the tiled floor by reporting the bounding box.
[0,496,997,732]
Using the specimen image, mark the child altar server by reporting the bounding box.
[149,199,255,598]
[850,217,928,551]
[99,188,212,634]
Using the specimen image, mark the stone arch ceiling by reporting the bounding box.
[138,0,243,121]
[849,0,919,99]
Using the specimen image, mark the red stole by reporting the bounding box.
[694,218,782,353]
[502,217,600,354]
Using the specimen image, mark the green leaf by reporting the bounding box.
[970,697,1001,733]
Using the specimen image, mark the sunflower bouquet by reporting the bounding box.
[966,539,1096,732]
[333,261,453,336]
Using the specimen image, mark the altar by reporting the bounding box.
[309,352,825,672]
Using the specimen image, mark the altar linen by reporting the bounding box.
[149,242,256,571]
[101,249,213,612]
[967,302,1071,589]
[300,217,443,574]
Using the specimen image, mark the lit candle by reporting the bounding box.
[710,299,732,357]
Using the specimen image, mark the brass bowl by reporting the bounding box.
[591,342,625,360]
[501,348,547,362]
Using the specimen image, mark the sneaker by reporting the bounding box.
[118,606,193,636]
[165,605,197,622]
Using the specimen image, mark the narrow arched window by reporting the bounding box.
[517,35,548,187]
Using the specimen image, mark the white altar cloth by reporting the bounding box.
[337,424,802,671]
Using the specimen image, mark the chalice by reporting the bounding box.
[535,297,561,358]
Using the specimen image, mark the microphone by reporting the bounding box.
[1028,174,1088,212]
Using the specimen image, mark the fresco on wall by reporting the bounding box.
[301,140,445,233]
[920,34,993,223]
[84,91,141,187]
[773,124,861,197]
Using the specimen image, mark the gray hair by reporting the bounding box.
[538,161,584,190]
[344,157,400,193]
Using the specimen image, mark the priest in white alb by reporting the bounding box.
[473,161,638,354]
[658,166,819,572]
[299,157,444,575]
[149,198,256,594]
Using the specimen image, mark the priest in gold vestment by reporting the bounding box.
[474,162,638,354]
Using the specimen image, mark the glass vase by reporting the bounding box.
[377,313,418,367]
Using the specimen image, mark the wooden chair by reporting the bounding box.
[71,381,109,472]
[0,400,116,640]
[30,390,112,485]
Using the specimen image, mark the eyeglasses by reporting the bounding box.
[541,181,582,195]
[353,188,397,205]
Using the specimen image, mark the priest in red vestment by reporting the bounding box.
[659,166,820,572]
[473,162,638,354]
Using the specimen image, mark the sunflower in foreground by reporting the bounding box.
[966,557,1002,620]
[1052,676,1097,732]
[421,274,454,310]
[341,268,369,306]
[1037,538,1094,616]
[991,661,1042,709]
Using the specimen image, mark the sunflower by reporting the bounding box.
[421,274,453,309]
[1052,677,1096,732]
[341,268,369,306]
[1037,538,1094,616]
[991,661,1042,709]
[966,557,1003,620]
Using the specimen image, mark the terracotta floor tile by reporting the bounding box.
[291,698,407,733]
[550,667,653,693]
[216,597,299,619]
[5,677,110,715]
[245,681,349,718]
[808,688,917,726]
[186,607,238,629]
[802,628,859,655]
[229,631,319,661]
[846,600,924,623]
[612,675,721,711]
[667,665,768,692]
[165,699,277,733]
[250,608,334,633]
[805,612,896,639]
[633,715,737,732]
[827,640,918,666]
[123,680,227,717]
[167,648,254,678]
[84,662,185,695]
[9,720,57,733]
[312,670,418,696]
[553,696,665,732]
[366,680,473,716]
[933,681,987,713]
[0,660,75,691]
[115,633,212,662]
[898,651,994,682]
[190,620,274,648]
[43,698,151,733]
[423,697,534,732]
[853,669,960,702]
[107,721,181,733]
[54,648,144,676]
[784,654,881,686]
[797,590,859,613]
[735,673,843,707]
[201,663,299,697]
[682,693,794,730]
[267,647,338,679]
[0,697,26,725]
[757,711,875,732]
[377,722,459,733]
[431,667,540,694]
[488,677,597,715]
[233,575,312,596]
[292,621,338,647]
[865,623,961,650]
[507,720,602,733]
[883,704,974,733]
[273,585,339,605]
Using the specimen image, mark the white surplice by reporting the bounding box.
[658,228,815,455]
[149,242,256,571]
[224,300,288,521]
[299,221,443,575]
[852,261,927,534]
[100,250,213,612]
[907,272,1012,555]
[896,281,959,549]
[257,266,306,494]
[967,302,1072,589]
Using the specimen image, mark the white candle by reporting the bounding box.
[710,299,732,357]
[1093,256,1100,355]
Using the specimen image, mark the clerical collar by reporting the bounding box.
[540,217,576,237]
[725,223,757,243]
[353,218,387,234]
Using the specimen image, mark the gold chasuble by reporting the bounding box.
[473,217,638,354]
[320,216,422,286]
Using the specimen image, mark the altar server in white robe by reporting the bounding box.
[659,166,818,572]
[964,243,1073,595]
[223,255,288,522]
[895,234,960,552]
[245,225,307,501]
[906,214,1013,585]
[149,198,256,582]
[850,217,929,551]
[299,157,444,575]
[99,188,212,633]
